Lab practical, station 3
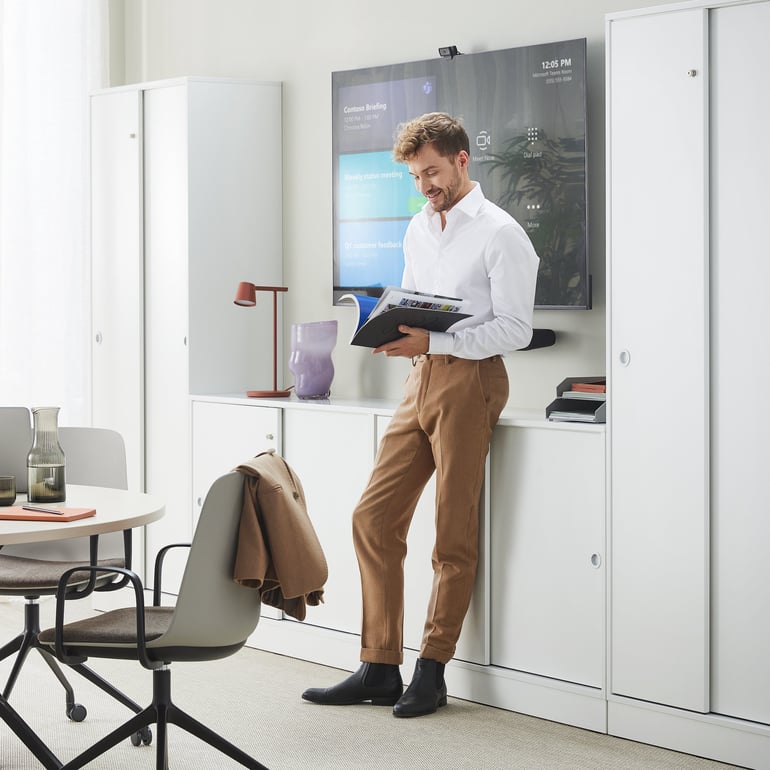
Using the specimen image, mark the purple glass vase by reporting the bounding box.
[289,320,338,399]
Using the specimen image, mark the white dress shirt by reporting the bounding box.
[401,182,540,360]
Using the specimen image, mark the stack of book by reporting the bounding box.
[545,377,606,423]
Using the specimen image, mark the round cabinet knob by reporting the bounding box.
[590,553,602,568]
[197,496,202,507]
[618,350,631,367]
[265,433,274,441]
[95,332,103,344]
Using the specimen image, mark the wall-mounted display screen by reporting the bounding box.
[332,38,589,309]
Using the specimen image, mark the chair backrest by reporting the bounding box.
[2,425,129,561]
[59,427,128,490]
[148,471,261,651]
[0,406,32,493]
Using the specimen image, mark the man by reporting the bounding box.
[303,112,539,717]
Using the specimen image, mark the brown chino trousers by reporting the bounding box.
[353,353,509,666]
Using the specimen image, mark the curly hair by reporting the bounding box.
[392,112,470,162]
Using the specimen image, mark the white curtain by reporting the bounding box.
[0,0,108,425]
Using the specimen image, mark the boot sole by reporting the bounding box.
[392,695,448,718]
[302,692,402,706]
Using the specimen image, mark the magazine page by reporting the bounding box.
[369,286,467,320]
[338,293,379,332]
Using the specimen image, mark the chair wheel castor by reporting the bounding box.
[66,703,87,722]
[130,727,152,746]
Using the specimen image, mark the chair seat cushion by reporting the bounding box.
[0,553,125,593]
[38,606,174,646]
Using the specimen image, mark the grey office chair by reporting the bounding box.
[0,406,32,493]
[39,471,267,770]
[0,417,142,729]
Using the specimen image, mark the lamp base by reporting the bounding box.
[246,389,292,398]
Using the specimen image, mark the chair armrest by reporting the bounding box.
[53,564,160,670]
[92,529,134,592]
[152,543,191,606]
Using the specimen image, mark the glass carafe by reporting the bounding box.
[27,406,66,502]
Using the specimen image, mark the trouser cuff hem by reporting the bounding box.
[361,649,403,666]
[420,645,453,665]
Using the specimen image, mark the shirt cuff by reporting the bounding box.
[428,331,453,355]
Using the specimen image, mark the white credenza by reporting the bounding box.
[90,77,283,590]
[607,1,770,767]
[190,394,607,732]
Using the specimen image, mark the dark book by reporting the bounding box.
[340,287,470,348]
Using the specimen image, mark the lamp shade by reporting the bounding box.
[234,282,257,306]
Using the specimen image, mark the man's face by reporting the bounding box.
[406,143,470,214]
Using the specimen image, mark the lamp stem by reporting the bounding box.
[271,289,279,392]
[238,283,289,398]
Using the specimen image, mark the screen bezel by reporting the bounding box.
[331,38,590,310]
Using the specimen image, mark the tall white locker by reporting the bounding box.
[607,6,709,713]
[91,78,283,591]
[91,89,144,494]
[607,1,770,764]
[709,1,770,725]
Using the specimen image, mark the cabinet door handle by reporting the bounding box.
[618,350,631,366]
[265,433,274,441]
[95,332,103,344]
[590,553,602,568]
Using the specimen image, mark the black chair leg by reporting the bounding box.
[2,600,143,725]
[69,661,143,713]
[1,600,86,719]
[59,705,156,770]
[38,648,84,720]
[0,695,62,770]
[167,702,269,769]
[58,667,269,770]
[0,631,24,660]
[69,661,151,745]
[2,600,66,699]
[2,630,34,698]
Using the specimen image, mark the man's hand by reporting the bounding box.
[373,325,430,358]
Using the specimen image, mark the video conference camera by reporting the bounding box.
[438,46,462,60]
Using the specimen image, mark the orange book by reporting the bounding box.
[0,506,96,522]
[571,381,606,393]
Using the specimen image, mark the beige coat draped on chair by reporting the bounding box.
[234,451,327,621]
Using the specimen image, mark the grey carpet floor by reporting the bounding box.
[0,598,742,769]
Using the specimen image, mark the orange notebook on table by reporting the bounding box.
[0,506,96,522]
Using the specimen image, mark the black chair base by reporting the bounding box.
[59,667,269,770]
[0,599,84,718]
[0,598,145,728]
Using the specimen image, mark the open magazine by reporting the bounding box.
[339,286,471,348]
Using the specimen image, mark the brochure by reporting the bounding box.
[340,287,470,348]
[0,506,97,522]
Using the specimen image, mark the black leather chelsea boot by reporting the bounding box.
[392,658,447,717]
[302,662,403,706]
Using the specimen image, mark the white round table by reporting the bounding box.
[0,484,164,545]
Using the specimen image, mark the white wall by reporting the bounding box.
[114,0,672,409]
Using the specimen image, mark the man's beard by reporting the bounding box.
[428,169,463,212]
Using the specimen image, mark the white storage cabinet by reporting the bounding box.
[91,78,283,591]
[607,2,770,766]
